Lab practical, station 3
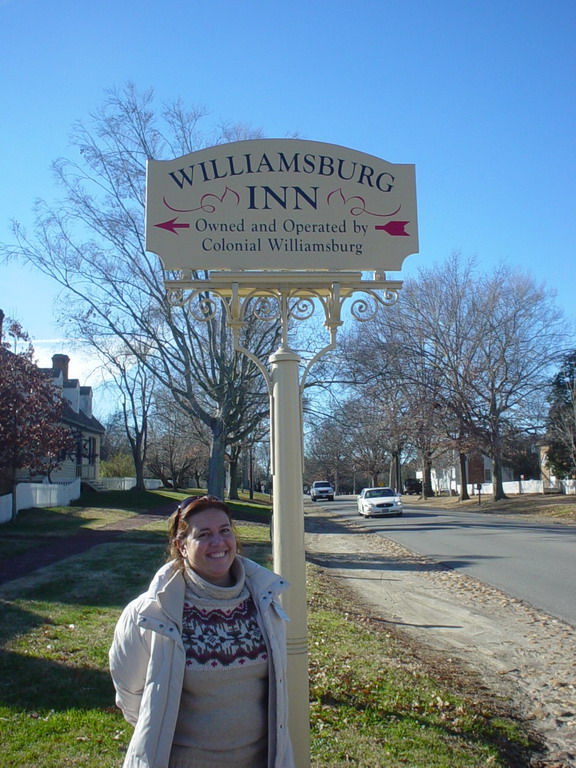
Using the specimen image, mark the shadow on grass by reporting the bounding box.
[0,601,114,711]
[71,489,179,512]
[0,600,49,645]
[0,542,167,609]
[0,648,115,711]
[228,501,271,525]
[0,538,38,559]
[2,507,121,537]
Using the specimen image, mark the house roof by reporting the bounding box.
[1,340,106,437]
[61,402,106,434]
[39,367,63,380]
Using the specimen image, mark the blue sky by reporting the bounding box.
[1,0,575,398]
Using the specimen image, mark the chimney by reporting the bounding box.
[52,354,70,381]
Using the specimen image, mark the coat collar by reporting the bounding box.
[142,556,290,629]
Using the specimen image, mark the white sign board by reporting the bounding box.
[146,139,418,271]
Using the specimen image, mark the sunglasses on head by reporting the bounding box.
[176,495,223,524]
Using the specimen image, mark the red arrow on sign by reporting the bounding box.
[154,217,191,235]
[375,221,410,236]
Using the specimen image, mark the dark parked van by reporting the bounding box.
[403,478,422,495]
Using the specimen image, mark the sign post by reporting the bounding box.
[146,139,418,768]
[269,340,310,763]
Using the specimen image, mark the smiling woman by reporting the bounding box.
[109,495,295,768]
[174,499,238,586]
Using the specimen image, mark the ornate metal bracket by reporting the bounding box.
[164,271,402,395]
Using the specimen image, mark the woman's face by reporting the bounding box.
[180,508,237,586]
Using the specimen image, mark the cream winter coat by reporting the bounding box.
[109,556,295,768]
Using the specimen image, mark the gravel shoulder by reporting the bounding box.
[305,505,576,768]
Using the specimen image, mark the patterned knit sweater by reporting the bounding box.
[169,558,269,768]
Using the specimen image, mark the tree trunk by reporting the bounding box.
[459,452,470,501]
[125,402,148,492]
[208,421,226,499]
[391,451,402,492]
[490,427,507,501]
[133,461,146,491]
[132,435,147,491]
[228,458,240,500]
[422,452,434,498]
[153,468,171,488]
[492,451,507,501]
[175,466,190,491]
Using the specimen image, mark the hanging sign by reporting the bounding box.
[146,139,418,271]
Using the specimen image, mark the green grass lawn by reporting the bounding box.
[0,492,538,767]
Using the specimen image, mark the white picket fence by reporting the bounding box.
[466,479,576,496]
[0,478,82,523]
[0,476,165,523]
[97,477,163,491]
[561,479,576,495]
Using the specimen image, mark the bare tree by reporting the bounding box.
[348,424,390,487]
[2,84,276,498]
[342,253,569,501]
[546,350,576,478]
[465,266,567,498]
[88,339,155,490]
[305,417,353,493]
[146,397,210,490]
[342,393,406,489]
[227,415,270,500]
[384,255,485,499]
[343,309,446,499]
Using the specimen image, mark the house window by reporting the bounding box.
[484,468,492,482]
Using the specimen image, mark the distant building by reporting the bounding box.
[15,354,106,484]
[421,451,516,495]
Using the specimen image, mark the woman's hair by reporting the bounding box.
[167,495,239,569]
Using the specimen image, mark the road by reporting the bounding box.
[311,496,576,627]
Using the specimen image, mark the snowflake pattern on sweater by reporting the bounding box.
[182,596,268,669]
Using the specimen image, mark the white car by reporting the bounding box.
[357,487,403,517]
